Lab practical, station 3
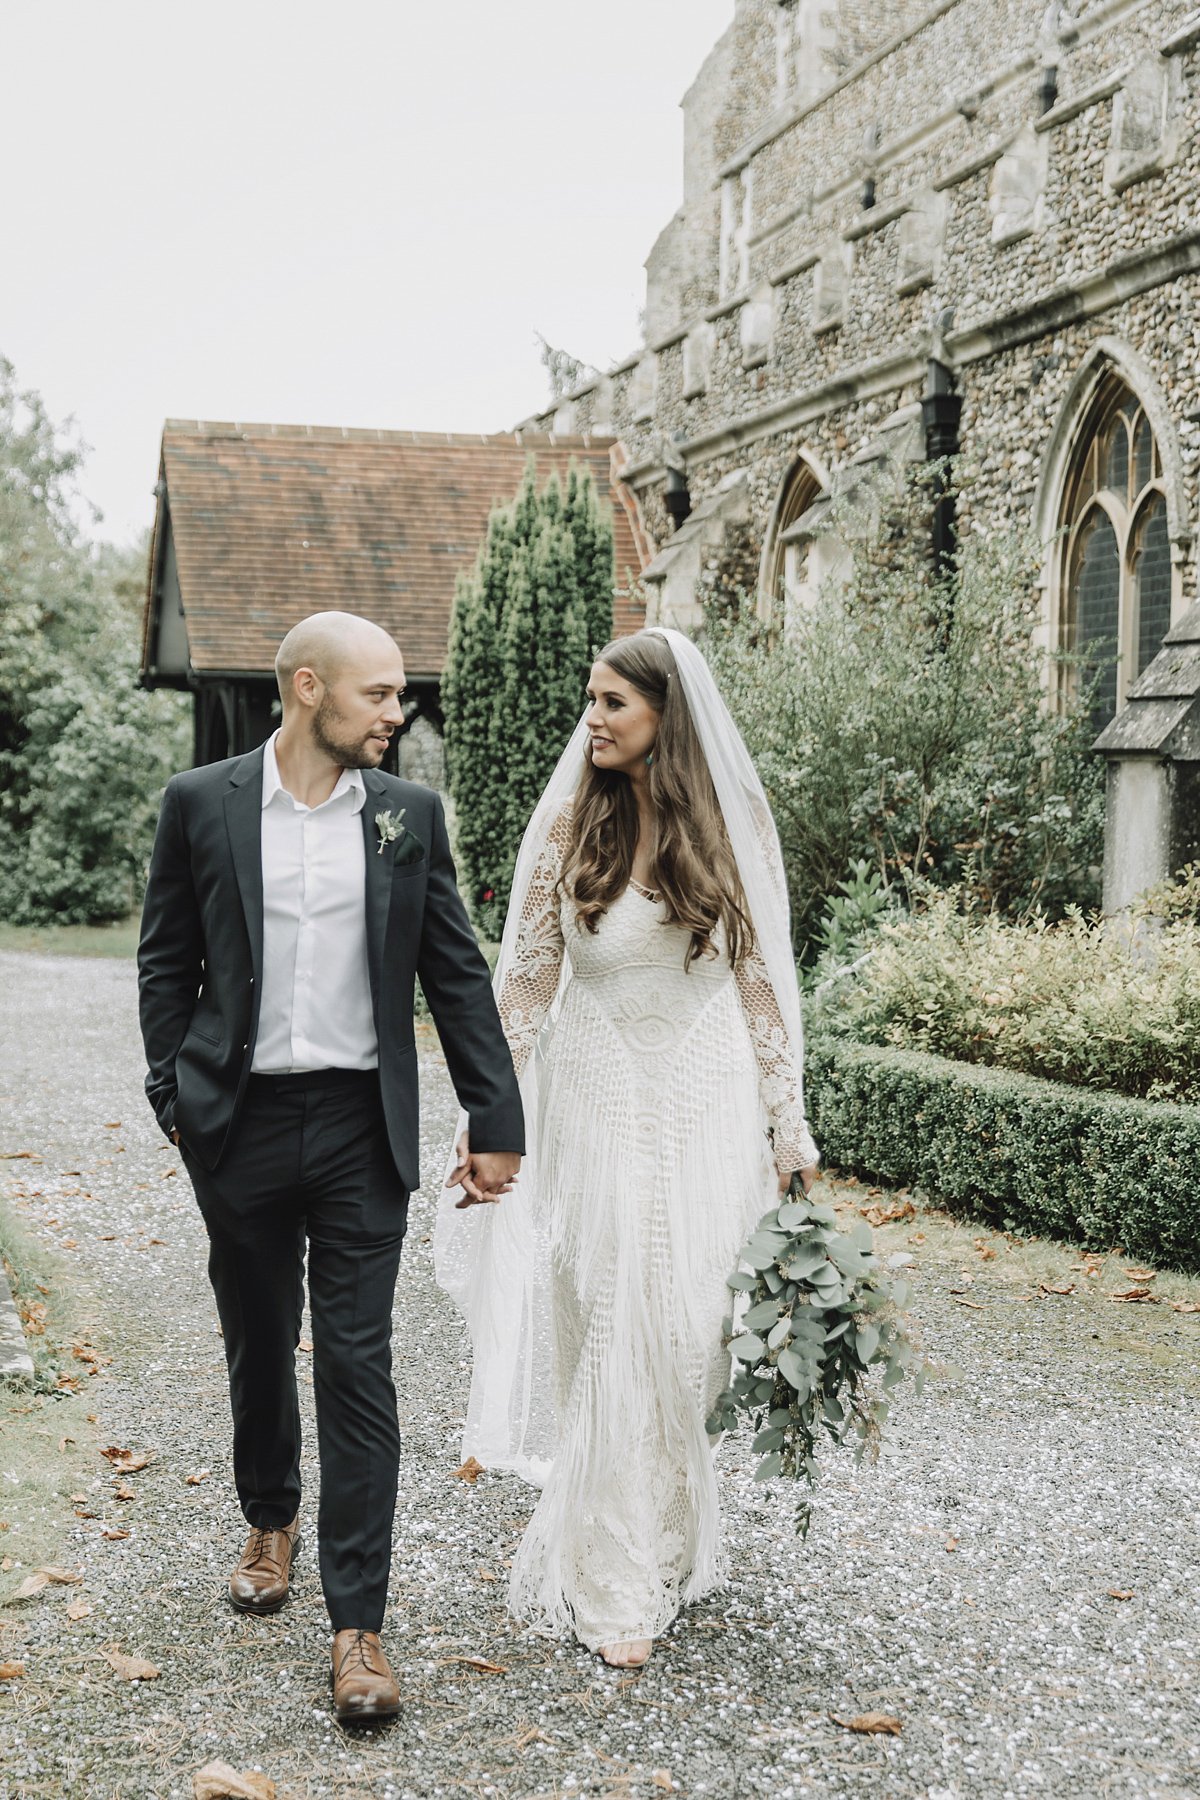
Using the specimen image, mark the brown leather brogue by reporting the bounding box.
[331,1629,401,1721]
[228,1514,302,1614]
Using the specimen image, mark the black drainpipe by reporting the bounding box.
[920,346,962,586]
[664,429,692,528]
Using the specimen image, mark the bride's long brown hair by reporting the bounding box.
[562,631,753,970]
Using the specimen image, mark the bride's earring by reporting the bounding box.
[646,749,656,767]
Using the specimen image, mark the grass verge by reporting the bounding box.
[0,918,139,959]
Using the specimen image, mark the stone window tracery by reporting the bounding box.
[764,460,823,617]
[1060,378,1171,731]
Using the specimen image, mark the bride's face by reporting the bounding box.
[585,662,659,776]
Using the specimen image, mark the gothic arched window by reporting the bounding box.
[765,460,823,614]
[1060,378,1171,731]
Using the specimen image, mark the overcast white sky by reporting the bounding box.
[1,1,733,544]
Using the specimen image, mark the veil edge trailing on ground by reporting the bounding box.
[432,625,802,1481]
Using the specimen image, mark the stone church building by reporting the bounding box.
[522,0,1200,904]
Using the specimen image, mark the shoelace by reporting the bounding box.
[242,1527,286,1573]
[337,1630,381,1678]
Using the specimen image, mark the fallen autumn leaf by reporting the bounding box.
[35,1565,82,1584]
[0,1661,24,1679]
[66,1598,92,1621]
[186,1470,211,1485]
[103,1644,160,1681]
[100,1448,151,1473]
[1107,1588,1134,1601]
[12,1573,50,1599]
[452,1456,485,1483]
[193,1762,275,1800]
[442,1655,508,1675]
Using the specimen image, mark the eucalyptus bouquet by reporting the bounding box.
[706,1175,926,1536]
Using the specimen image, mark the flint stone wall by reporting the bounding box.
[530,0,1200,635]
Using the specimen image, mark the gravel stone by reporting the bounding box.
[1,946,1198,1799]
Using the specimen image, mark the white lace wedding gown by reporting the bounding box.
[497,812,818,1650]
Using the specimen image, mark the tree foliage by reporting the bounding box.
[703,472,1106,962]
[442,460,615,939]
[0,359,191,924]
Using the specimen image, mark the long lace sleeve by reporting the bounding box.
[734,945,819,1175]
[496,812,569,1081]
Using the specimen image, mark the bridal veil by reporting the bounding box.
[432,625,803,1480]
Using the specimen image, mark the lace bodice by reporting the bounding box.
[496,812,818,1174]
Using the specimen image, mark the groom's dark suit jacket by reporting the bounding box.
[137,744,523,1187]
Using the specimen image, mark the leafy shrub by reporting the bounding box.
[703,472,1105,961]
[0,362,190,924]
[813,891,1200,1103]
[442,461,614,939]
[806,1035,1200,1272]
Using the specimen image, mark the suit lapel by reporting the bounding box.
[223,747,266,981]
[361,772,392,1004]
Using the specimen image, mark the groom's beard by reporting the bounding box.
[311,693,389,768]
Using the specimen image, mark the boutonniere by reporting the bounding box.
[375,809,407,855]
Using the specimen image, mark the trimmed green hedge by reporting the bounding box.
[806,1035,1200,1271]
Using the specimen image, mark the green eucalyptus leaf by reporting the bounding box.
[752,1426,785,1454]
[768,1407,792,1427]
[744,1247,783,1271]
[827,1236,872,1277]
[753,1452,784,1482]
[807,1202,837,1225]
[891,1279,910,1308]
[763,1266,785,1295]
[754,1378,775,1401]
[784,1245,828,1281]
[728,1270,758,1293]
[767,1316,793,1351]
[730,1333,766,1363]
[777,1200,811,1229]
[881,1362,906,1390]
[744,1298,783,1332]
[855,1324,880,1363]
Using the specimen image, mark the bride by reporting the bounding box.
[435,626,818,1666]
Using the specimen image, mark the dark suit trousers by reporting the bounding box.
[181,1068,408,1633]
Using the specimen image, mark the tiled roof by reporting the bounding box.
[150,422,650,680]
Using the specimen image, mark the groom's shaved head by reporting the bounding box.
[275,611,400,702]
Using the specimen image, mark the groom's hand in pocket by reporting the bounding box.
[446,1132,521,1209]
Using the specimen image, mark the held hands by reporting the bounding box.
[777,1163,817,1195]
[445,1131,521,1209]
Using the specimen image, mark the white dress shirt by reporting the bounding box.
[251,732,378,1074]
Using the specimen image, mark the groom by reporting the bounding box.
[138,610,522,1719]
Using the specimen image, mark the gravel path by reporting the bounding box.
[1,946,1199,1800]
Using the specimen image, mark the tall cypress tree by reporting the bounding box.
[442,459,615,940]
